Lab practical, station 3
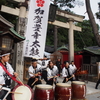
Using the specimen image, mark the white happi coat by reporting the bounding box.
[28,64,42,77]
[47,65,58,80]
[62,66,74,78]
[0,62,14,85]
[69,64,77,73]
[37,59,50,69]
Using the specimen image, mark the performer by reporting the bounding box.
[69,61,77,74]
[46,61,59,85]
[37,56,50,68]
[56,58,62,76]
[62,61,75,83]
[0,50,19,100]
[37,56,50,82]
[27,59,42,89]
[95,78,100,89]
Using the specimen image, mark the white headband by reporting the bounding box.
[0,53,10,57]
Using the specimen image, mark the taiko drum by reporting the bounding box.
[55,83,72,100]
[34,84,54,100]
[71,81,86,99]
[12,84,34,100]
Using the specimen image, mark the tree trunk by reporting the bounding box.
[54,25,58,51]
[85,0,100,46]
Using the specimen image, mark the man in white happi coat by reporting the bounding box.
[69,61,77,74]
[46,61,59,85]
[62,61,75,83]
[37,56,50,82]
[27,59,42,88]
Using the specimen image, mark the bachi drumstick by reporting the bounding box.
[31,80,37,86]
[17,76,24,86]
[10,92,23,94]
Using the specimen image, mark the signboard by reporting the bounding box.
[24,0,50,59]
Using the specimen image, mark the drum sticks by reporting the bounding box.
[17,76,24,86]
[31,80,37,86]
[10,92,23,94]
[68,76,73,80]
[47,76,58,79]
[66,76,73,82]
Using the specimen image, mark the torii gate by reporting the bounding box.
[49,9,84,62]
[0,0,84,80]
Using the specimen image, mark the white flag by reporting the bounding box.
[24,0,50,59]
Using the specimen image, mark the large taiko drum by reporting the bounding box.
[34,84,54,100]
[12,85,34,100]
[71,81,86,99]
[55,83,72,100]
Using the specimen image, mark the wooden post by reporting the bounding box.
[15,1,27,81]
[68,19,74,63]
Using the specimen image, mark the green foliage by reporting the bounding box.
[1,12,18,26]
[0,0,18,27]
[52,0,76,11]
[96,12,100,19]
[96,2,100,19]
[52,0,84,11]
[0,0,6,5]
[74,20,97,50]
[0,0,18,8]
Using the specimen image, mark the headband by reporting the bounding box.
[0,53,10,57]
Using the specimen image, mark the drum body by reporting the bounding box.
[12,84,34,100]
[34,84,54,100]
[55,83,72,100]
[75,70,88,76]
[71,81,86,99]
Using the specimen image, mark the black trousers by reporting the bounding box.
[27,77,42,89]
[41,70,47,82]
[46,78,58,85]
[46,78,53,85]
[95,79,100,89]
[63,76,75,83]
[58,67,61,76]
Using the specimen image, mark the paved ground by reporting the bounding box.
[85,81,100,100]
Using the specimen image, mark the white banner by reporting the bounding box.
[24,0,50,59]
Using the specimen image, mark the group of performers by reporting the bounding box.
[0,50,78,100]
[1,49,100,100]
[27,58,77,89]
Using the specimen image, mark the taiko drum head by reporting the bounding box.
[12,85,33,100]
[56,83,71,87]
[72,81,85,85]
[36,84,53,89]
